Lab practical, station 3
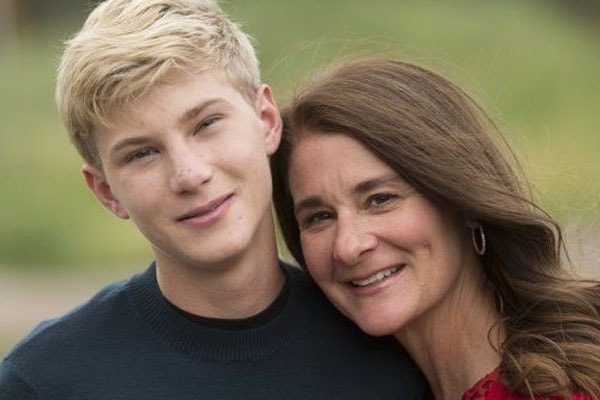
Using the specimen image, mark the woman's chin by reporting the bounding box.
[354,314,402,337]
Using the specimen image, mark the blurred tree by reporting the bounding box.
[1,0,88,41]
[552,0,600,26]
[26,0,88,22]
[0,0,20,45]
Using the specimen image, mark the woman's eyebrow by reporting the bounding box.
[293,174,402,215]
[294,196,323,216]
[352,174,401,195]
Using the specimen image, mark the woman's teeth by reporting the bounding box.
[351,265,402,287]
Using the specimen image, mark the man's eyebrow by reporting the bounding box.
[353,174,402,194]
[110,136,152,157]
[108,98,228,159]
[178,98,224,125]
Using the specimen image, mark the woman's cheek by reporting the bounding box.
[301,234,331,277]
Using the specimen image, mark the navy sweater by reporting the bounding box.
[0,262,425,399]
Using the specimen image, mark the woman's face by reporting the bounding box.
[288,133,475,336]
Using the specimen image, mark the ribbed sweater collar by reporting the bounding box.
[127,262,311,363]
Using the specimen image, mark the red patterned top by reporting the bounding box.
[461,369,592,400]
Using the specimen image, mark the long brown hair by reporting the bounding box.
[272,58,600,398]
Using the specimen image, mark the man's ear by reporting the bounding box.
[82,164,129,219]
[255,84,282,156]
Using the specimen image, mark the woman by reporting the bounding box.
[272,59,600,399]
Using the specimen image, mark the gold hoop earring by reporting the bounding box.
[472,224,486,256]
[495,291,505,315]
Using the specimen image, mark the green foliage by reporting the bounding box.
[0,0,598,271]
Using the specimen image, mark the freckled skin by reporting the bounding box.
[84,70,281,275]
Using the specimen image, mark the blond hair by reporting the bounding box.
[56,0,260,167]
[273,58,600,398]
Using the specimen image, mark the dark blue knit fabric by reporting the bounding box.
[0,262,425,399]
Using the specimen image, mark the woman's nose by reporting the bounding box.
[332,217,378,266]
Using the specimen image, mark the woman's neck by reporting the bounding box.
[396,277,504,400]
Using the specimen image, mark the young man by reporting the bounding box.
[0,1,424,398]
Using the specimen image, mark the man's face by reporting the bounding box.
[84,70,281,272]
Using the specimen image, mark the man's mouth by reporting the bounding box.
[350,264,405,288]
[176,193,234,222]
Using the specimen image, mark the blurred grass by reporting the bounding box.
[0,0,598,271]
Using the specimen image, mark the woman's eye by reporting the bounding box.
[367,193,398,208]
[301,211,333,229]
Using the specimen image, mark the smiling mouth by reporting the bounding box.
[350,265,405,287]
[176,193,234,222]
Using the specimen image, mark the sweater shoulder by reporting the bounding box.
[0,359,39,399]
[3,274,133,366]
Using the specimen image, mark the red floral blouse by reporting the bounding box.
[461,369,592,400]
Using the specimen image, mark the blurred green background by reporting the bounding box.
[1,0,599,356]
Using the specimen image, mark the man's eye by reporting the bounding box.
[367,193,398,208]
[301,211,334,229]
[125,148,157,164]
[194,115,222,134]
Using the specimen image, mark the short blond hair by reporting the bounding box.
[56,0,260,167]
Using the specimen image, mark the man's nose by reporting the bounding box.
[169,146,214,194]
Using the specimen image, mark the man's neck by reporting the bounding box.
[154,243,283,320]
